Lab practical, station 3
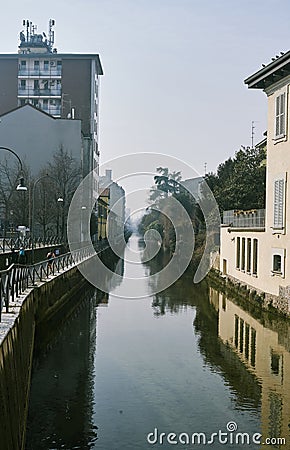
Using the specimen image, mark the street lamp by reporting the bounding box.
[31,174,62,263]
[0,146,27,191]
[56,197,64,238]
[0,146,27,238]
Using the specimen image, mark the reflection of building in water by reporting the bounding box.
[26,288,98,448]
[211,288,290,442]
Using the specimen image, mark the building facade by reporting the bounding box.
[220,50,290,315]
[210,288,290,442]
[99,169,126,241]
[0,19,103,182]
[0,104,82,174]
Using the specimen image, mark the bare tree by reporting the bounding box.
[0,156,29,237]
[40,146,81,239]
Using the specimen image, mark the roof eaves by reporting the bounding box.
[244,50,290,89]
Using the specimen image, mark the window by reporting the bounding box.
[43,99,48,110]
[275,91,286,138]
[236,237,240,269]
[20,79,26,88]
[271,351,280,375]
[247,238,251,273]
[273,178,285,229]
[241,238,245,271]
[253,239,258,275]
[250,328,256,367]
[44,60,49,71]
[239,318,244,353]
[273,254,282,273]
[34,60,39,70]
[272,248,285,276]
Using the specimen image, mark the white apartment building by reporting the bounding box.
[220,50,290,315]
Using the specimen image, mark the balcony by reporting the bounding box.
[18,69,61,77]
[222,209,265,229]
[18,88,62,97]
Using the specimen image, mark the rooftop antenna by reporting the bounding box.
[251,121,257,148]
[48,19,55,51]
[204,162,207,176]
[23,19,30,42]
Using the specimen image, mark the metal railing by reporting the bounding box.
[0,236,63,253]
[18,69,62,76]
[223,209,265,228]
[18,88,61,97]
[0,244,102,322]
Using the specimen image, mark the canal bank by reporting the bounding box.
[0,264,90,450]
[0,243,122,450]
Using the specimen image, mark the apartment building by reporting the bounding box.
[0,19,103,180]
[220,50,290,315]
[99,170,126,241]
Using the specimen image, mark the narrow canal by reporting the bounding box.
[25,235,290,449]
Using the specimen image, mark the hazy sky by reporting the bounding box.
[1,0,289,177]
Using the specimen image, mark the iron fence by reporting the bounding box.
[0,244,105,322]
[0,236,63,253]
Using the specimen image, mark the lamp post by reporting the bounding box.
[0,146,27,240]
[0,146,27,191]
[56,196,64,238]
[31,174,62,263]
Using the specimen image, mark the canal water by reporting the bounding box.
[25,236,290,449]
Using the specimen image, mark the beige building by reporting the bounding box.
[220,51,290,315]
[210,288,290,442]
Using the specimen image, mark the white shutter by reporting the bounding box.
[275,95,280,136]
[275,92,286,138]
[280,92,286,135]
[273,179,284,228]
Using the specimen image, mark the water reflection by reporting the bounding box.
[26,237,290,449]
[25,289,98,450]
[214,289,290,446]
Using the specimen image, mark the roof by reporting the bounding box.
[244,50,290,89]
[0,103,56,119]
[0,53,103,75]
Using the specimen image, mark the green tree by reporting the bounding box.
[205,145,266,212]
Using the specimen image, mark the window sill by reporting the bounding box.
[271,270,284,277]
[271,227,285,235]
[273,135,287,144]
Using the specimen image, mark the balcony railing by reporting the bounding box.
[18,69,61,77]
[223,209,265,228]
[42,106,61,116]
[18,88,62,97]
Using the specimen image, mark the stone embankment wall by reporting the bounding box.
[0,266,88,450]
[209,269,290,317]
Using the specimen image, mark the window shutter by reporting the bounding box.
[275,96,280,136]
[280,92,286,135]
[274,179,284,228]
[275,93,286,138]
